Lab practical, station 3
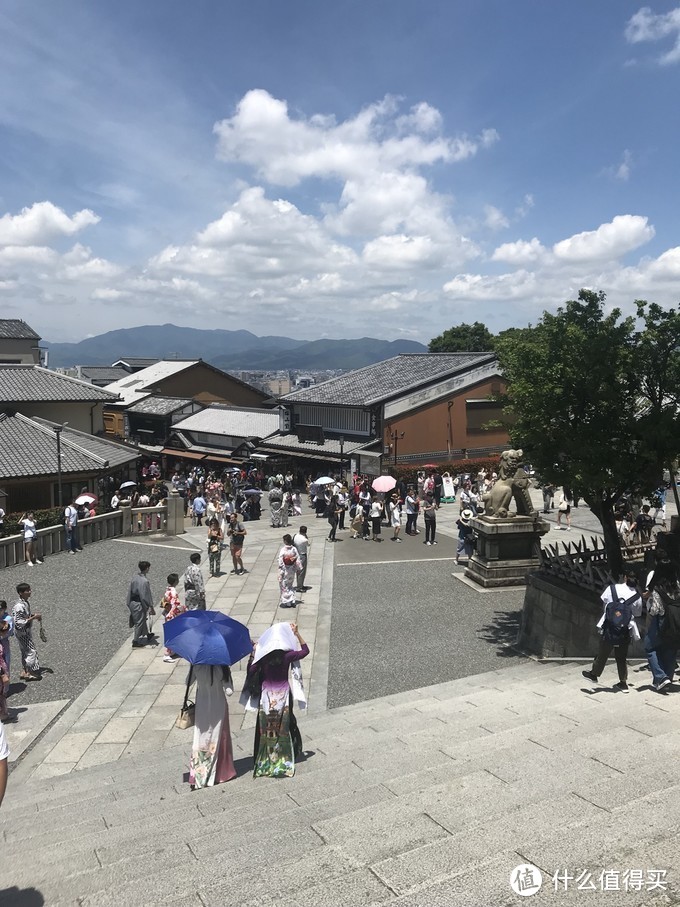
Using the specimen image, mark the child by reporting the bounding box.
[0,602,12,679]
[0,624,10,721]
[456,509,475,565]
[162,573,186,664]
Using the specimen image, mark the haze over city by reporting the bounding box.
[2,1,680,344]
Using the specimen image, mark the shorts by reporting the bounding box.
[230,543,243,558]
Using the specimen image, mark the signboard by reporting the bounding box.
[442,474,456,500]
[279,407,291,432]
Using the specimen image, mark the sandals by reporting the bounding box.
[21,672,40,681]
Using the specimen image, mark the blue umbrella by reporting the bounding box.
[163,610,252,665]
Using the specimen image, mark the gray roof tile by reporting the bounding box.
[173,405,280,438]
[127,396,195,416]
[0,366,119,402]
[0,413,138,479]
[282,353,497,406]
[0,319,41,340]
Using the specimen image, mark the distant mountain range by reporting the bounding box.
[45,324,427,370]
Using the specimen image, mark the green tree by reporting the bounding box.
[428,321,495,353]
[495,289,680,578]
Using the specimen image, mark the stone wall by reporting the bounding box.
[517,572,645,659]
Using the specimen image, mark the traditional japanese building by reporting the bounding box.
[264,352,509,474]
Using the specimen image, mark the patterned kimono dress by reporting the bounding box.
[278,545,301,607]
[250,643,309,778]
[13,598,40,675]
[162,585,187,658]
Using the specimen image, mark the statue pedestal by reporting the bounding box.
[465,514,550,588]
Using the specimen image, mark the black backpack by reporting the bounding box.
[602,584,637,645]
[659,589,680,644]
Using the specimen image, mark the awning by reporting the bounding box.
[203,454,239,464]
[357,448,382,461]
[161,448,206,461]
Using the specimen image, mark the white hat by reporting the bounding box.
[460,509,474,524]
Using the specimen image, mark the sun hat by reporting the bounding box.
[460,509,474,524]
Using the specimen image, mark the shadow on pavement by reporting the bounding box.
[478,609,523,658]
[1,888,45,907]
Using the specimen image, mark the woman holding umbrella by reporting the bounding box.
[163,610,251,789]
[243,622,309,778]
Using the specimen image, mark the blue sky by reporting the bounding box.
[1,1,679,344]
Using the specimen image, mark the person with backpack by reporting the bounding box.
[582,570,642,692]
[644,562,680,692]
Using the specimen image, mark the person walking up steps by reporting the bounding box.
[582,570,642,692]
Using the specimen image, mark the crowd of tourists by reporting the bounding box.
[582,556,680,696]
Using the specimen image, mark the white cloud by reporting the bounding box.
[626,6,680,64]
[484,205,509,231]
[552,215,654,262]
[213,89,498,186]
[604,149,633,182]
[492,237,545,265]
[0,202,99,246]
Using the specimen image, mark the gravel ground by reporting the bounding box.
[2,536,201,707]
[327,558,526,708]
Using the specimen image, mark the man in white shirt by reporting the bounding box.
[582,570,642,692]
[64,499,81,554]
[293,526,311,593]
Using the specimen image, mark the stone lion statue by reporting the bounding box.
[482,449,535,518]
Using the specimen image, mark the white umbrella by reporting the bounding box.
[314,476,334,485]
[75,493,97,505]
[120,481,137,490]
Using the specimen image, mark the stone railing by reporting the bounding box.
[0,495,185,569]
[0,510,123,569]
[126,506,167,536]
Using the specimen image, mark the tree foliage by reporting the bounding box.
[428,321,495,353]
[495,289,680,577]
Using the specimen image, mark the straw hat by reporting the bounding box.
[460,509,474,524]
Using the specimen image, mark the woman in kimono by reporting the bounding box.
[278,534,301,608]
[13,583,41,680]
[189,664,236,789]
[269,485,284,527]
[245,622,309,778]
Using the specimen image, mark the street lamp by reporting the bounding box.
[389,430,405,467]
[339,436,345,482]
[54,424,64,507]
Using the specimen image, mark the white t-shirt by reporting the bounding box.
[369,501,382,519]
[390,503,402,527]
[21,519,37,540]
[0,720,9,760]
[292,533,309,556]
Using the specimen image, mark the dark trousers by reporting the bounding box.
[406,513,416,534]
[425,518,436,543]
[338,507,346,530]
[591,638,629,683]
[296,554,308,591]
[328,517,338,541]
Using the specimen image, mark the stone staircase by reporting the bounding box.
[3,660,680,907]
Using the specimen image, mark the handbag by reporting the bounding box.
[176,667,195,729]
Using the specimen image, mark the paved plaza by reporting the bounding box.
[2,489,679,906]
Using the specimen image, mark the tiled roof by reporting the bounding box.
[257,433,372,457]
[104,361,200,406]
[282,353,497,406]
[0,413,138,479]
[78,366,129,383]
[173,405,280,439]
[0,319,41,340]
[127,396,195,416]
[0,365,119,402]
[111,358,160,369]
